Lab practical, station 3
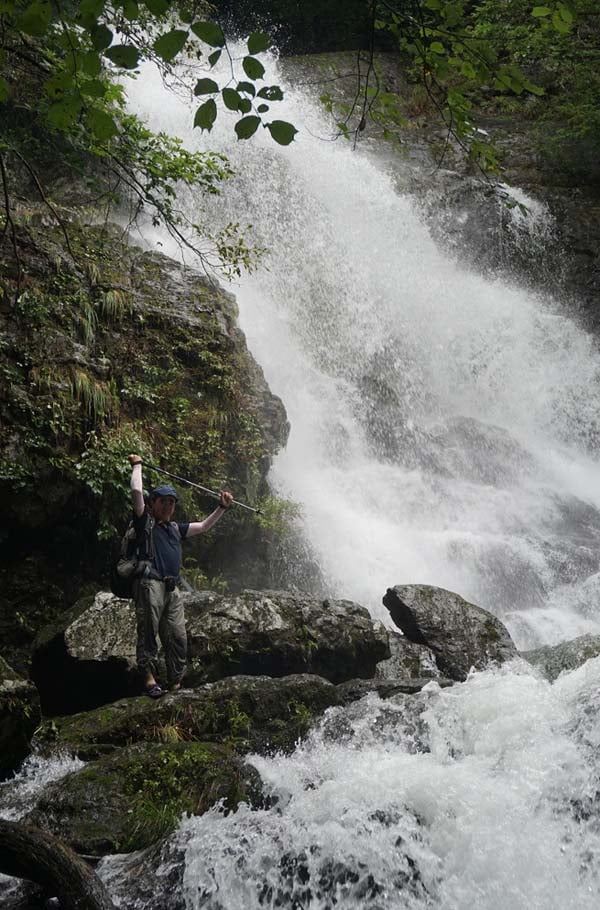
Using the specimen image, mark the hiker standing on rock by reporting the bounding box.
[128,454,233,699]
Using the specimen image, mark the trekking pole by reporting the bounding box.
[141,460,262,515]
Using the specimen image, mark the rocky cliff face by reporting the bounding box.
[0,183,289,672]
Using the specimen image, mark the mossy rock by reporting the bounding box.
[522,634,600,682]
[35,674,340,760]
[0,655,41,780]
[26,740,261,854]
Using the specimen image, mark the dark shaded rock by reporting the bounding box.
[374,631,439,681]
[0,656,41,781]
[34,674,341,760]
[31,593,139,716]
[26,741,259,855]
[336,677,452,706]
[383,585,517,681]
[521,633,600,683]
[218,0,376,55]
[32,589,389,715]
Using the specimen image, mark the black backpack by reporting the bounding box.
[109,513,154,599]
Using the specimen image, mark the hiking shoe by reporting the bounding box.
[145,683,165,699]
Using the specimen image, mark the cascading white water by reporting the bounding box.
[98,658,600,910]
[125,52,600,650]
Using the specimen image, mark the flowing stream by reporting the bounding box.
[4,49,600,909]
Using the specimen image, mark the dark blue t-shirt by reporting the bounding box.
[133,510,190,580]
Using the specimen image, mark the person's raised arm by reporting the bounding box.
[186,490,233,537]
[128,454,145,518]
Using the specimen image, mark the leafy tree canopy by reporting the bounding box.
[0,0,592,281]
[0,0,294,278]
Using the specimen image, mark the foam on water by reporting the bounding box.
[102,660,597,909]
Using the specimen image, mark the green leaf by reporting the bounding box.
[524,80,545,96]
[234,115,261,140]
[121,0,140,19]
[153,29,188,62]
[222,88,242,110]
[87,107,118,140]
[78,0,104,25]
[238,97,252,114]
[208,49,222,67]
[267,120,297,145]
[237,81,256,97]
[91,24,113,51]
[105,45,140,69]
[45,71,71,99]
[531,6,551,15]
[18,1,52,37]
[81,51,102,76]
[81,78,107,98]
[247,31,271,54]
[191,21,225,47]
[194,78,219,95]
[552,9,571,32]
[257,85,283,101]
[257,103,269,113]
[144,0,170,14]
[558,3,573,24]
[429,41,445,54]
[0,76,9,102]
[47,96,83,130]
[242,56,265,80]
[194,98,217,131]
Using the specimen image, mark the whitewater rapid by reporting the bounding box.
[124,52,600,650]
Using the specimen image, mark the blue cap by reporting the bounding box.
[150,484,179,501]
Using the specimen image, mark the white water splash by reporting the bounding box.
[0,752,84,822]
[98,659,600,909]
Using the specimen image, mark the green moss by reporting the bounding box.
[117,741,256,850]
[483,619,500,642]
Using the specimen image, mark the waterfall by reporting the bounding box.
[0,48,591,910]
[124,53,600,651]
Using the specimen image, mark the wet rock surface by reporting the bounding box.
[384,584,518,681]
[0,656,41,780]
[184,589,390,685]
[34,674,342,760]
[521,633,600,682]
[375,631,439,681]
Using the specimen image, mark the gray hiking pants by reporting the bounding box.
[134,578,187,685]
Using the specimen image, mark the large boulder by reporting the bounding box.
[0,656,41,780]
[31,592,139,716]
[32,589,390,714]
[34,674,341,760]
[521,634,600,682]
[184,589,389,684]
[26,741,260,855]
[383,585,517,681]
